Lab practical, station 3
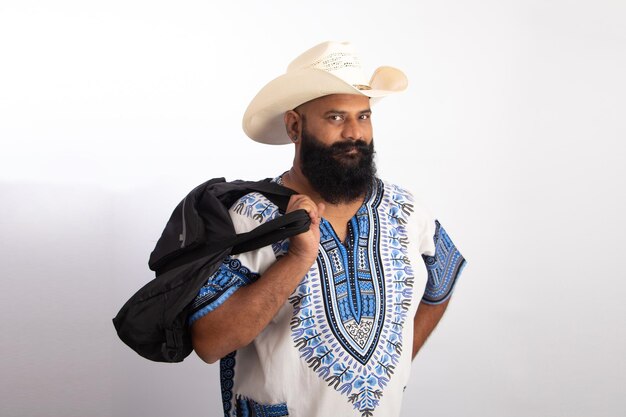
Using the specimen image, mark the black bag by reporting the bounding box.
[112,178,310,363]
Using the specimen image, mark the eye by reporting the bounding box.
[359,113,371,120]
[329,114,344,121]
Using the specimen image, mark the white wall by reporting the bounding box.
[1,1,625,416]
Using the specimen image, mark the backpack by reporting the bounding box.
[112,178,310,363]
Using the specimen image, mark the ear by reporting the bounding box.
[284,110,302,142]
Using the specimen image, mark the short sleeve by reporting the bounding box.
[188,256,260,325]
[421,220,467,305]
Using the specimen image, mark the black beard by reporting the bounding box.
[299,128,377,204]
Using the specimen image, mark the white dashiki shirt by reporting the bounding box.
[189,177,466,417]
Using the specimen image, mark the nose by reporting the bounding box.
[341,117,364,141]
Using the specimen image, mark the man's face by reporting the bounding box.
[294,94,377,204]
[294,94,373,148]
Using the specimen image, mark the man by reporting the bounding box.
[189,41,466,417]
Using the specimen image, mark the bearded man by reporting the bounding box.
[189,41,466,417]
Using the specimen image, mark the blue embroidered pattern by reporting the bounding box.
[316,198,384,364]
[189,257,260,325]
[235,396,289,417]
[289,180,416,417]
[231,192,281,224]
[220,352,236,417]
[421,220,465,304]
[220,343,289,417]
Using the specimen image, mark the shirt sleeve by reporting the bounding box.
[421,220,467,305]
[188,256,261,325]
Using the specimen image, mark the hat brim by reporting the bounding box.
[243,67,407,145]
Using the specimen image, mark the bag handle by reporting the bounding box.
[154,209,310,276]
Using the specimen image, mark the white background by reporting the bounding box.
[1,1,625,416]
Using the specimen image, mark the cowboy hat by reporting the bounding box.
[242,41,408,145]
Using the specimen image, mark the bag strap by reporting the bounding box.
[225,179,310,253]
[209,178,311,253]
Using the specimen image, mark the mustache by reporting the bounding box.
[329,139,373,155]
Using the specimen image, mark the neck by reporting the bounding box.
[281,167,321,203]
[281,166,369,242]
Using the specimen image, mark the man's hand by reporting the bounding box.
[285,194,325,265]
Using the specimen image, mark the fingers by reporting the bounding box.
[287,195,323,223]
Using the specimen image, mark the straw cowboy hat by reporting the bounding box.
[242,41,408,145]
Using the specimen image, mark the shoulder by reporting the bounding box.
[376,178,432,220]
[377,178,414,199]
[376,178,436,252]
[228,191,281,227]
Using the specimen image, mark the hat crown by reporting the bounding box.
[287,41,370,87]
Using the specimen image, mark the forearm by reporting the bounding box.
[412,298,450,359]
[191,253,314,363]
